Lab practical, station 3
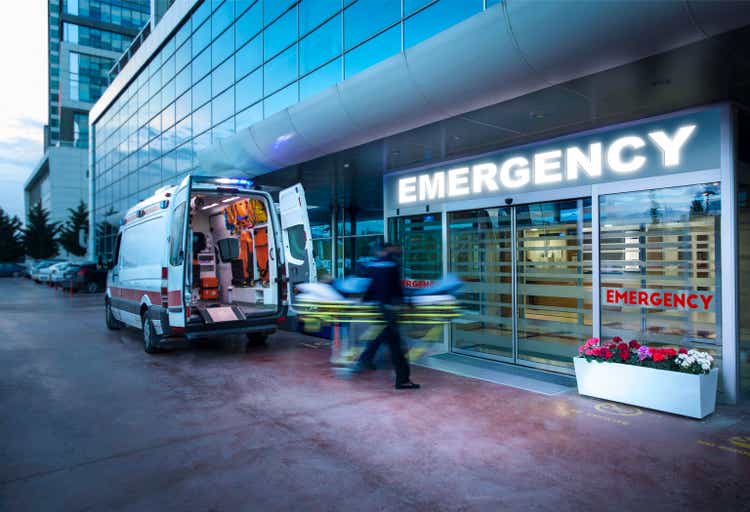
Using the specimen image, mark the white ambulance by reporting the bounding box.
[104,175,315,353]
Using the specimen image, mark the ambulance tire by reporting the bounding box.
[142,314,161,354]
[105,300,122,330]
[245,332,268,349]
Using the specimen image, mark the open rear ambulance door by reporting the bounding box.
[279,184,316,305]
[166,175,191,330]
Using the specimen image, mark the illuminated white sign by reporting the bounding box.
[397,125,696,205]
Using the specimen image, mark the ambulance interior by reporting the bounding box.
[187,193,279,320]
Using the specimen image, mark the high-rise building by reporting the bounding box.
[88,1,750,401]
[24,0,150,231]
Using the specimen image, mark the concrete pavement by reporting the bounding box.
[1,278,749,511]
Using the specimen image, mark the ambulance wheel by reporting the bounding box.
[86,281,99,294]
[142,315,161,354]
[245,333,268,348]
[105,300,122,330]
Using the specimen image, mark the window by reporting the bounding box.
[122,218,165,269]
[264,83,298,117]
[211,24,234,67]
[169,203,187,265]
[344,0,400,50]
[211,0,234,38]
[73,113,88,148]
[300,14,341,74]
[265,0,296,25]
[235,35,262,80]
[63,22,132,52]
[192,74,211,109]
[236,68,263,111]
[68,52,114,102]
[264,6,298,60]
[211,87,234,126]
[212,55,234,97]
[235,102,262,129]
[404,0,483,48]
[235,2,262,47]
[404,0,433,15]
[600,184,721,348]
[264,45,298,95]
[192,19,211,58]
[300,0,341,35]
[193,102,211,135]
[344,25,400,78]
[300,58,341,100]
[191,47,211,83]
[388,214,443,281]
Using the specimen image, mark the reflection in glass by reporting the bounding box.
[344,25,400,79]
[264,45,298,95]
[516,199,592,369]
[449,208,514,359]
[235,68,263,112]
[264,6,298,60]
[264,82,299,117]
[235,2,262,47]
[343,0,400,50]
[300,0,341,35]
[300,15,341,74]
[600,184,721,350]
[405,0,483,48]
[300,58,341,100]
[388,214,443,282]
[235,35,262,79]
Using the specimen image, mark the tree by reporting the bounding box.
[95,207,119,265]
[22,202,59,259]
[0,207,24,262]
[58,200,89,257]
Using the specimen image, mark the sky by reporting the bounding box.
[0,0,47,222]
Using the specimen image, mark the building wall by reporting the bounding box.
[47,147,89,226]
[90,0,501,259]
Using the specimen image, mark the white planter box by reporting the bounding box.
[573,357,718,419]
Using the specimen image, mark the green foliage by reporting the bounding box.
[22,202,59,259]
[58,200,89,257]
[0,207,24,262]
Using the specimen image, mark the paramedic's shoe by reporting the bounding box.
[395,381,421,390]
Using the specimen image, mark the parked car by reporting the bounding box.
[61,263,106,293]
[0,263,25,277]
[39,261,69,285]
[31,260,64,282]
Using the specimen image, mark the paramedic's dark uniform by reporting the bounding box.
[358,254,410,385]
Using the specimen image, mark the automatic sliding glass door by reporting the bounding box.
[447,198,592,372]
[515,199,592,370]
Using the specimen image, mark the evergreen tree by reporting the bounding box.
[0,207,24,262]
[58,200,89,257]
[22,202,59,259]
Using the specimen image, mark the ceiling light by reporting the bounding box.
[201,202,219,210]
[221,196,240,203]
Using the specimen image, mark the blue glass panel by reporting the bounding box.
[161,78,176,107]
[161,54,175,85]
[264,45,297,95]
[175,90,191,122]
[212,55,234,97]
[211,24,234,67]
[175,65,191,97]
[235,2,262,47]
[192,19,211,57]
[212,87,235,125]
[235,102,263,130]
[192,74,211,108]
[235,35,262,79]
[404,0,482,48]
[486,0,502,6]
[404,0,432,15]
[193,130,212,152]
[264,6,297,60]
[264,0,295,25]
[211,0,234,39]
[212,116,235,141]
[300,0,341,35]
[163,37,176,59]
[300,14,341,74]
[300,57,341,100]
[192,1,212,29]
[161,102,175,130]
[263,82,298,117]
[193,102,211,135]
[235,68,263,111]
[344,0,400,50]
[175,39,191,72]
[192,47,211,82]
[344,24,400,78]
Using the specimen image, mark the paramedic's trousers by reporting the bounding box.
[359,306,410,384]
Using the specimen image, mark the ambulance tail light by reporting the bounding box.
[160,267,168,307]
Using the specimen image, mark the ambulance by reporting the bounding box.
[104,175,315,353]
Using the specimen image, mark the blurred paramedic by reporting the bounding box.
[357,243,420,390]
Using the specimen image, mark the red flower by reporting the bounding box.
[617,343,628,352]
[619,350,629,361]
[653,352,665,362]
[664,348,677,358]
[603,349,613,360]
[678,347,688,355]
[628,340,640,349]
[612,336,623,343]
[592,347,602,357]
[585,349,593,356]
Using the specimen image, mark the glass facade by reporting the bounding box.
[63,0,150,29]
[63,22,134,53]
[93,0,494,259]
[69,51,114,103]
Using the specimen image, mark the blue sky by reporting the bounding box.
[0,0,47,222]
